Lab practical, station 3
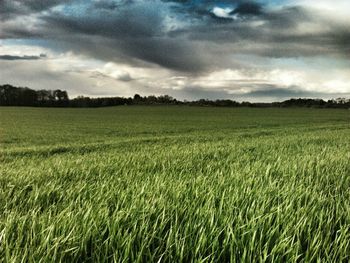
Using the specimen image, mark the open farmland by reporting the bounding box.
[0,106,350,262]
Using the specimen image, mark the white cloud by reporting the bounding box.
[98,62,132,81]
[294,0,350,24]
[0,43,50,57]
[1,41,350,101]
[212,7,235,19]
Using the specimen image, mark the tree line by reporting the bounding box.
[1,84,349,108]
[0,84,69,107]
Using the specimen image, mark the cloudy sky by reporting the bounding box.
[0,0,349,101]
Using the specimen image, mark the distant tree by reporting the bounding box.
[53,90,69,106]
[158,95,175,104]
[37,90,54,105]
[20,88,37,106]
[146,95,157,104]
[0,84,16,105]
[133,94,141,101]
[53,90,69,101]
[0,85,37,106]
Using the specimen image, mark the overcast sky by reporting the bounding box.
[0,0,349,101]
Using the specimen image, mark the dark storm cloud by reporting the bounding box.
[17,0,68,11]
[230,2,263,16]
[39,2,208,73]
[92,0,132,10]
[179,6,309,40]
[174,5,350,59]
[1,0,349,73]
[162,0,264,21]
[44,5,163,39]
[262,6,309,28]
[0,54,46,60]
[36,1,316,71]
[0,0,69,20]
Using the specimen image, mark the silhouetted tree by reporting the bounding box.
[53,89,69,106]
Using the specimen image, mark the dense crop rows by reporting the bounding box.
[0,106,349,262]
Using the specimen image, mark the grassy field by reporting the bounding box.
[0,106,350,262]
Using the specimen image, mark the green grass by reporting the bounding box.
[0,106,350,262]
